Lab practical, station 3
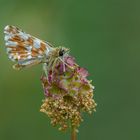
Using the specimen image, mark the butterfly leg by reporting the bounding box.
[43,58,58,80]
[43,63,48,78]
[51,58,58,74]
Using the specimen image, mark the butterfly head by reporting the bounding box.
[58,47,69,57]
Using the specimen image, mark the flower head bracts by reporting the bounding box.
[40,55,96,131]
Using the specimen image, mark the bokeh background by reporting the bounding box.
[0,0,139,140]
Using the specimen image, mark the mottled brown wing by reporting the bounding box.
[4,25,53,69]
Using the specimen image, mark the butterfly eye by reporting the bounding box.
[59,49,64,56]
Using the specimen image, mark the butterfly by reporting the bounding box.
[4,25,70,76]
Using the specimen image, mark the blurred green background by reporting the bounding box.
[0,0,140,140]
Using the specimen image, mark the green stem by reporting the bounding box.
[71,126,77,140]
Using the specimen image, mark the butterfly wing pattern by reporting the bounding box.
[4,25,53,70]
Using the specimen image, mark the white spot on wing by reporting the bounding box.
[45,49,49,55]
[45,45,54,56]
[6,41,18,46]
[38,55,44,58]
[27,55,32,59]
[4,25,10,31]
[8,55,12,59]
[18,32,29,40]
[6,48,12,53]
[4,35,11,41]
[8,54,16,62]
[18,60,33,65]
[22,61,33,65]
[26,46,32,51]
[33,39,41,49]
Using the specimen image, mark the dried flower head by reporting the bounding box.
[40,55,96,131]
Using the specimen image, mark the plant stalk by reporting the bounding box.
[71,126,77,140]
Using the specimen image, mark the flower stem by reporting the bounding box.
[71,126,77,140]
